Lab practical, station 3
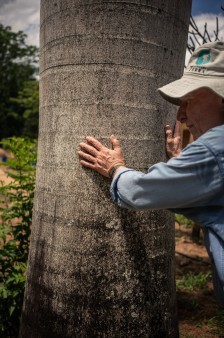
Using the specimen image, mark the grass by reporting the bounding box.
[176,267,224,337]
[176,218,224,337]
[176,272,212,291]
[205,310,224,336]
[175,214,194,228]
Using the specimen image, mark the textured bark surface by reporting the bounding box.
[20,1,191,337]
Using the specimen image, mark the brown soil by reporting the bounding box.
[0,165,12,185]
[175,223,224,337]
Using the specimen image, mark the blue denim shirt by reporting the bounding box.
[110,125,224,241]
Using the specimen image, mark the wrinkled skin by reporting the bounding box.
[165,121,182,158]
[78,135,125,178]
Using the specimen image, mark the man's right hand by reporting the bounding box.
[78,135,126,178]
[165,121,182,158]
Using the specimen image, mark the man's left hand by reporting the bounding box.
[165,121,182,158]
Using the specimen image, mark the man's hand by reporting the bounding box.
[78,135,126,177]
[165,121,182,158]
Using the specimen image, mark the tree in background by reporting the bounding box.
[0,24,39,139]
[10,81,39,139]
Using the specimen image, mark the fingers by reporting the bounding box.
[165,123,182,159]
[86,136,103,150]
[79,152,109,177]
[79,142,98,157]
[79,159,96,170]
[165,122,182,139]
[78,137,104,166]
[174,120,182,138]
[165,125,173,139]
[78,136,108,167]
[110,134,121,150]
[77,150,95,164]
[81,135,121,152]
[78,135,125,177]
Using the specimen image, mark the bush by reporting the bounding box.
[0,137,36,337]
[175,214,194,228]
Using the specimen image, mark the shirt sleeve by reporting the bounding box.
[110,141,223,210]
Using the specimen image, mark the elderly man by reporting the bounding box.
[78,41,224,306]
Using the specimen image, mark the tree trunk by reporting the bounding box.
[20,1,191,337]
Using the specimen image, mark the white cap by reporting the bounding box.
[158,41,224,105]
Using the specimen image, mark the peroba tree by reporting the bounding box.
[0,24,38,139]
[20,1,192,337]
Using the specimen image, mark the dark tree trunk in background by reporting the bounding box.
[20,1,191,337]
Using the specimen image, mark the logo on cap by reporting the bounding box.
[196,50,211,65]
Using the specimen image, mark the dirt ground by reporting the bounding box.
[175,223,224,337]
[0,165,12,185]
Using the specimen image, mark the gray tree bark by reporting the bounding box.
[20,1,191,337]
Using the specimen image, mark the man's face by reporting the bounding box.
[177,88,224,140]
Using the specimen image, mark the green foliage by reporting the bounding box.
[176,272,211,291]
[10,81,39,139]
[175,214,194,228]
[0,24,39,139]
[0,137,36,337]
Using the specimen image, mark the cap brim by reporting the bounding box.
[158,74,224,105]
